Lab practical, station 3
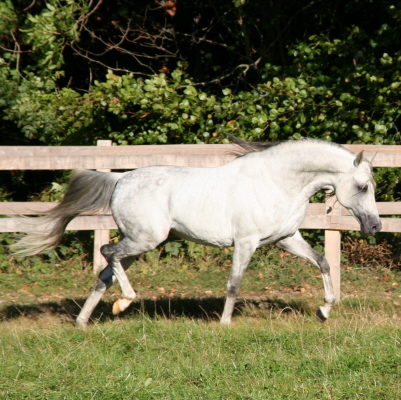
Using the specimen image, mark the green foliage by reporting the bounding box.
[22,0,86,72]
[0,1,16,39]
[0,229,91,274]
[164,241,183,257]
[2,0,401,150]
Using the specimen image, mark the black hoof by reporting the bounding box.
[316,308,327,323]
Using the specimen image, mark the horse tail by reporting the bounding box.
[12,170,123,256]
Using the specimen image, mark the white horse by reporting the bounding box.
[13,138,381,327]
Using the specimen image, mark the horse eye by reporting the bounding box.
[358,185,368,193]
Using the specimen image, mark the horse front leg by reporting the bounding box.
[221,238,258,325]
[276,230,336,321]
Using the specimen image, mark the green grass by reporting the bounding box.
[1,247,401,399]
[1,310,400,399]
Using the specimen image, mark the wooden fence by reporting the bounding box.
[1,140,401,301]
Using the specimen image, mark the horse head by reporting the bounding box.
[335,151,382,236]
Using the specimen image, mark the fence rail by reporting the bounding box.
[1,201,400,232]
[1,141,400,300]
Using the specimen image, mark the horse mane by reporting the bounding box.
[228,134,348,158]
[227,134,280,157]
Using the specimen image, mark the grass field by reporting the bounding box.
[1,247,401,399]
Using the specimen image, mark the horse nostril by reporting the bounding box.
[372,226,377,234]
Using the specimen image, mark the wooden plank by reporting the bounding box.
[327,215,401,232]
[0,202,112,216]
[93,229,109,274]
[2,202,400,223]
[95,140,113,172]
[324,194,342,301]
[0,201,328,216]
[0,216,117,232]
[305,202,401,217]
[0,212,330,232]
[0,215,325,233]
[370,153,401,167]
[1,213,398,233]
[0,202,58,214]
[0,213,332,231]
[0,153,237,170]
[325,230,341,301]
[300,215,331,229]
[344,144,401,153]
[1,201,400,217]
[0,144,236,157]
[2,143,400,158]
[380,217,401,233]
[335,202,401,216]
[1,143,401,170]
[69,216,117,230]
[377,202,401,215]
[306,203,326,214]
[301,215,401,232]
[302,202,401,218]
[299,215,359,230]
[343,144,401,167]
[329,215,360,230]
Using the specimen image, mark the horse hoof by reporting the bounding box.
[316,308,328,323]
[112,298,133,315]
[112,300,122,315]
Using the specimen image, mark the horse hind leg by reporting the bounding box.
[76,265,114,328]
[101,235,168,316]
[276,231,336,322]
[75,256,136,328]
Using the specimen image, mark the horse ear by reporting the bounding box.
[354,151,364,167]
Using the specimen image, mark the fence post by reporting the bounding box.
[325,192,342,302]
[93,140,112,275]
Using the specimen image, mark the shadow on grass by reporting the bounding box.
[0,296,314,324]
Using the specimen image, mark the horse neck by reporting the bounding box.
[260,142,354,196]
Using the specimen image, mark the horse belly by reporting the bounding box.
[169,202,233,247]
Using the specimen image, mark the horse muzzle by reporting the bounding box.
[358,214,382,236]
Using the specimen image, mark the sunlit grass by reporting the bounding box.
[1,307,400,399]
[1,247,401,399]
